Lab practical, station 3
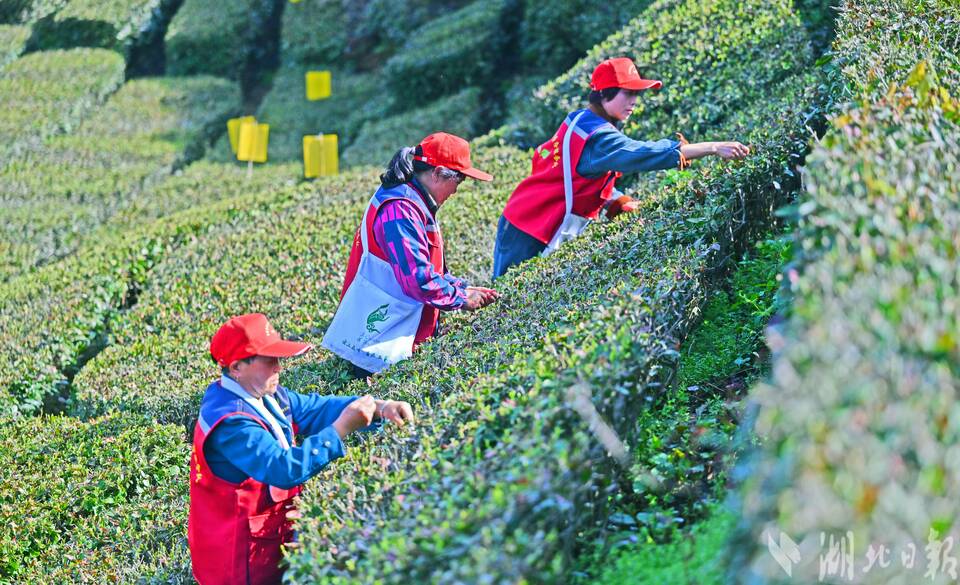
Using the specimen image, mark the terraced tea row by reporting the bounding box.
[733,1,960,582]
[0,75,238,281]
[0,48,124,160]
[517,0,816,149]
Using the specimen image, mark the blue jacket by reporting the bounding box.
[200,376,357,489]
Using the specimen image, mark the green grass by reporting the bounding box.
[587,506,735,585]
[676,236,791,389]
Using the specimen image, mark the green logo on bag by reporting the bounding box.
[366,303,389,333]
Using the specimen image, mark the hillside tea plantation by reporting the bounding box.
[1,0,956,583]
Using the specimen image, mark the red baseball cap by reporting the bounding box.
[413,132,493,181]
[590,57,662,92]
[210,313,312,367]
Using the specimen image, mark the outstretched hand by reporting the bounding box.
[715,141,750,160]
[332,395,377,438]
[464,286,499,311]
[379,400,415,426]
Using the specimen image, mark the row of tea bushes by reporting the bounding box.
[341,87,484,168]
[24,0,176,56]
[517,0,653,75]
[382,0,519,111]
[0,48,124,160]
[0,80,246,415]
[279,0,471,71]
[163,0,251,79]
[512,0,822,147]
[733,1,960,582]
[0,162,307,419]
[164,0,282,86]
[0,412,191,582]
[0,161,307,419]
[285,68,825,582]
[70,146,531,429]
[0,75,239,281]
[0,24,28,67]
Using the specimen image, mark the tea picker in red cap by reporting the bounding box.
[323,132,500,378]
[493,57,750,278]
[188,313,414,585]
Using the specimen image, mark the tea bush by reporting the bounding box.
[512,0,822,146]
[0,24,29,67]
[382,0,519,111]
[0,412,190,582]
[0,48,124,160]
[165,0,282,85]
[0,78,245,416]
[517,0,653,75]
[26,0,179,62]
[164,0,250,79]
[732,1,960,582]
[0,75,238,280]
[280,0,471,69]
[0,0,31,23]
[341,87,484,168]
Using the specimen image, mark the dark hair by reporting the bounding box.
[380,146,434,188]
[588,87,622,105]
[219,355,256,376]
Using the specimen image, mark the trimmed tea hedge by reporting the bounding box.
[284,70,825,582]
[512,0,820,146]
[280,0,472,70]
[279,0,350,67]
[164,0,250,79]
[732,1,960,582]
[382,0,519,111]
[207,66,384,164]
[342,87,483,168]
[25,0,178,61]
[0,162,301,419]
[518,0,653,75]
[0,0,32,23]
[0,24,29,67]
[0,75,239,281]
[164,0,282,85]
[0,412,190,581]
[0,48,124,160]
[70,145,530,428]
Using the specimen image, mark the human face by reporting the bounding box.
[428,168,465,206]
[229,355,282,399]
[603,88,640,122]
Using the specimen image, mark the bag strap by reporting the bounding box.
[561,111,588,217]
[360,188,435,254]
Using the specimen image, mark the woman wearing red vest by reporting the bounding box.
[323,132,499,377]
[189,313,414,585]
[493,57,751,279]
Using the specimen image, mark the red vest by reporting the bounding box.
[503,109,621,243]
[339,182,445,348]
[188,382,301,585]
